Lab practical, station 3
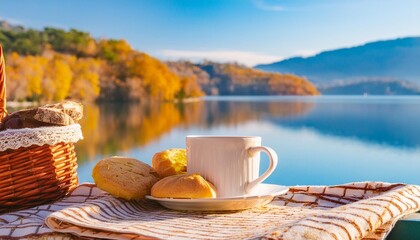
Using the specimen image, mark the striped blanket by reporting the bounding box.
[0,182,419,239]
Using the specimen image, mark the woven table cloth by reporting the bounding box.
[0,182,419,240]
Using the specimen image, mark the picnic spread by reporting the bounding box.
[0,182,419,239]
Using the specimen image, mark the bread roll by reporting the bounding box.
[0,100,83,130]
[92,156,159,200]
[152,148,187,178]
[151,173,217,199]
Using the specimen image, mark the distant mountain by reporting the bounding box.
[0,20,23,31]
[318,78,420,95]
[256,37,420,95]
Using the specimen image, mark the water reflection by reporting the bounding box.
[76,100,314,162]
[77,102,184,161]
[272,97,420,148]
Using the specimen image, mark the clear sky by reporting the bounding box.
[1,0,419,66]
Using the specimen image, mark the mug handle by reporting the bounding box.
[246,146,278,193]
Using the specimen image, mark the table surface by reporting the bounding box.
[387,212,420,239]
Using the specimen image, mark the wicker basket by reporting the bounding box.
[0,45,79,213]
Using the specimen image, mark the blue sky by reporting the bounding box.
[1,0,420,66]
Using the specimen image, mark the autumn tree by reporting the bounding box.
[69,58,102,101]
[126,52,181,101]
[42,55,73,101]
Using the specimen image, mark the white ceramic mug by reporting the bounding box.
[186,136,278,198]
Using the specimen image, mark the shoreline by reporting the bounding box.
[6,94,420,108]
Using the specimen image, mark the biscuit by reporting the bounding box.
[33,107,74,125]
[152,148,187,178]
[43,101,83,122]
[92,156,159,200]
[151,173,217,199]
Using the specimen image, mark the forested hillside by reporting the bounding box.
[0,23,191,102]
[168,61,319,96]
[0,21,319,102]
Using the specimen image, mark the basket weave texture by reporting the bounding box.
[0,45,79,213]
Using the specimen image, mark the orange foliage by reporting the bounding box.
[2,26,319,102]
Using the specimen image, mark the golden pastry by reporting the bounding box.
[152,148,187,178]
[151,173,217,199]
[92,156,159,200]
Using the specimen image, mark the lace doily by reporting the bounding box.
[0,124,83,151]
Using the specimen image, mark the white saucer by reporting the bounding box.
[145,184,288,211]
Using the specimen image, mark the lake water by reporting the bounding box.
[76,96,420,186]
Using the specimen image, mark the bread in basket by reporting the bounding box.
[0,45,83,213]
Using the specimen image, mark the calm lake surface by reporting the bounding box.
[76,96,420,186]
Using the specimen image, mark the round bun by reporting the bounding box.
[92,156,159,200]
[151,173,217,199]
[152,148,187,178]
